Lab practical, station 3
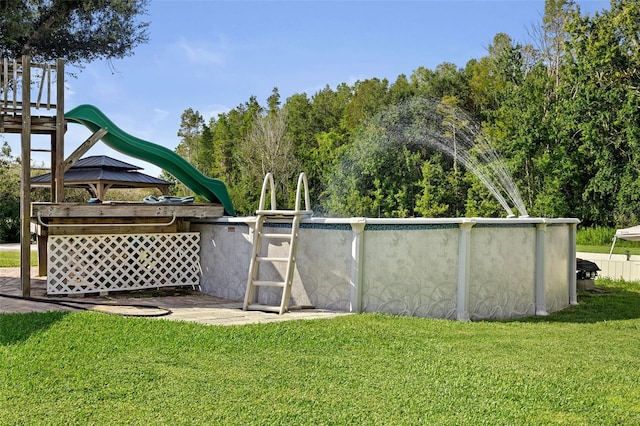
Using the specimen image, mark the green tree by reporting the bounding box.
[411,62,469,104]
[202,96,263,214]
[309,84,351,134]
[176,108,205,167]
[464,172,504,217]
[308,131,347,211]
[289,85,351,206]
[284,93,317,195]
[532,0,577,90]
[0,142,20,242]
[436,96,469,214]
[466,33,525,118]
[173,108,205,196]
[483,62,553,216]
[341,78,389,131]
[0,0,149,64]
[388,74,416,104]
[415,153,449,217]
[267,87,281,115]
[195,120,215,177]
[236,108,299,210]
[324,113,423,218]
[557,0,640,225]
[478,30,557,217]
[210,113,236,183]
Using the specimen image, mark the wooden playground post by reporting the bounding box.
[20,56,32,297]
[54,58,65,202]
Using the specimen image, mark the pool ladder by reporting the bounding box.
[243,173,312,314]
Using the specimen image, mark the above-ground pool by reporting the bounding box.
[194,216,579,321]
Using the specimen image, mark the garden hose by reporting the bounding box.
[0,293,173,317]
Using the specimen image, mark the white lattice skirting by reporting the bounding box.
[47,233,201,295]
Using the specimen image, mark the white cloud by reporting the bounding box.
[171,37,226,66]
[346,74,367,86]
[201,104,231,121]
[66,63,125,105]
[152,108,170,124]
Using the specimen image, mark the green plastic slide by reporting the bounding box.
[65,104,235,215]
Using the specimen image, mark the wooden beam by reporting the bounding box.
[46,216,181,235]
[2,58,8,112]
[97,183,114,200]
[54,58,64,202]
[63,128,107,172]
[50,131,57,201]
[87,183,98,198]
[1,115,57,133]
[32,202,225,219]
[37,227,48,277]
[20,55,31,297]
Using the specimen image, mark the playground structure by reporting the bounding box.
[1,57,64,296]
[1,56,232,297]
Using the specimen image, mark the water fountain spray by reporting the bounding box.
[377,98,528,218]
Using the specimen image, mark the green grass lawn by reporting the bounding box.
[0,250,38,267]
[577,244,640,256]
[1,278,639,425]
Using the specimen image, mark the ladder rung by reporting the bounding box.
[31,149,51,152]
[251,280,286,288]
[257,209,310,216]
[256,256,289,262]
[261,233,292,240]
[30,167,50,171]
[246,304,285,313]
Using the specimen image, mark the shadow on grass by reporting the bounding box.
[0,311,69,345]
[516,285,640,324]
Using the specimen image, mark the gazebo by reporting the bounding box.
[31,155,173,200]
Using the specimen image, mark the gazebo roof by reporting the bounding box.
[32,155,173,199]
[69,156,144,170]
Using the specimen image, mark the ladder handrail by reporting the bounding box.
[257,172,312,214]
[258,172,277,211]
[294,172,311,213]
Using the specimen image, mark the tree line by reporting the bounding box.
[168,0,640,226]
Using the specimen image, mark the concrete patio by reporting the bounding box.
[0,267,349,326]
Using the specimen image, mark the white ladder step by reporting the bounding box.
[257,209,311,216]
[252,280,286,288]
[256,256,289,262]
[261,233,292,240]
[246,304,284,313]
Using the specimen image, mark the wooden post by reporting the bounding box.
[50,131,57,200]
[54,59,65,202]
[20,56,32,297]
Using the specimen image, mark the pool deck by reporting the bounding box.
[0,267,349,326]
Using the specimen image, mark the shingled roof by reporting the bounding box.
[32,155,173,200]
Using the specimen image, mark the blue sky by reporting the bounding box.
[10,0,609,178]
